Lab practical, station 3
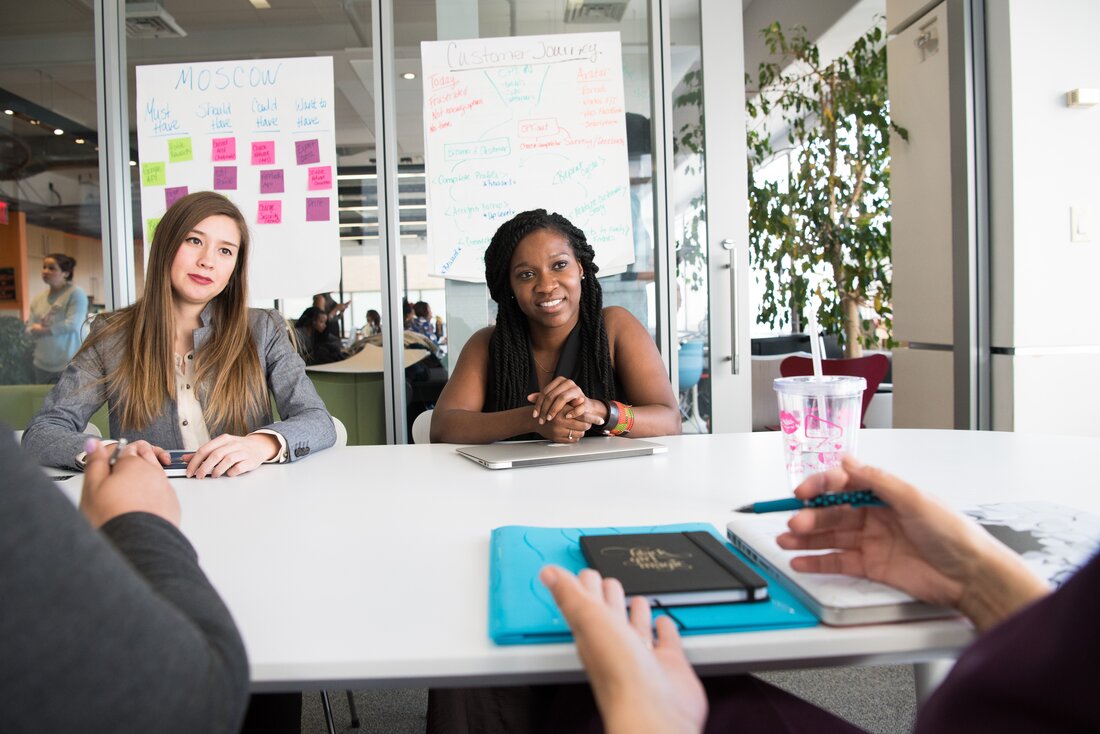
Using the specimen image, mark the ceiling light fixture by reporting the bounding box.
[249,0,272,8]
[129,160,137,166]
[29,119,40,125]
[3,109,13,115]
[75,138,86,144]
[402,72,416,80]
[54,128,64,135]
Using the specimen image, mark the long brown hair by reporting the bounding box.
[82,191,267,434]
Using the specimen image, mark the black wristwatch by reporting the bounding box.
[602,399,620,434]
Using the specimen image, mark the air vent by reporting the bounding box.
[563,0,631,23]
[125,1,187,38]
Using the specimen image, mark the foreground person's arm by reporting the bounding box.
[0,435,249,733]
[778,456,1050,632]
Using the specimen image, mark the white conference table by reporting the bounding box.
[60,429,1100,692]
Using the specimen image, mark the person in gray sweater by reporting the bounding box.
[22,191,335,477]
[0,430,249,733]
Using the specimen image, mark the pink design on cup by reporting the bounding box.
[779,410,800,434]
[804,412,844,439]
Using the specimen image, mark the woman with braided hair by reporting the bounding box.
[431,208,679,444]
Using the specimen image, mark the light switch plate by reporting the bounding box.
[1071,206,1093,243]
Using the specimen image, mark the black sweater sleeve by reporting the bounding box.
[0,430,249,734]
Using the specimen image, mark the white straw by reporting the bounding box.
[807,310,823,378]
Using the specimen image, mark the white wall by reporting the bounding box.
[987,0,1100,434]
[988,0,1100,350]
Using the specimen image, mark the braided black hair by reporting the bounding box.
[483,209,616,412]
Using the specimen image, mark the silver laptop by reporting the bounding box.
[456,435,667,469]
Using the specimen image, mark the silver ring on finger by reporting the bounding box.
[567,429,573,440]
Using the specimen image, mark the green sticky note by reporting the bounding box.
[146,217,161,242]
[168,137,193,162]
[142,162,167,187]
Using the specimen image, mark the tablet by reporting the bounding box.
[456,435,667,470]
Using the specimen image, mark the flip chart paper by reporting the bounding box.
[136,57,339,299]
[420,32,634,281]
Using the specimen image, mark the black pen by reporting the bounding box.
[109,438,128,468]
[734,490,885,513]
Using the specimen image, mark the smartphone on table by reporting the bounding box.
[164,450,193,478]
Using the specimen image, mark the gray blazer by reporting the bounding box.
[22,306,336,469]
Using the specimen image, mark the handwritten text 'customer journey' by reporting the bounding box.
[421,32,634,282]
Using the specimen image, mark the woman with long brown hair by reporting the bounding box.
[23,191,335,478]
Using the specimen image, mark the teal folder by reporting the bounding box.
[489,522,818,645]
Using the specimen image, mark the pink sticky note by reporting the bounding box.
[305,197,330,222]
[213,166,237,190]
[257,200,282,224]
[251,141,275,165]
[307,165,333,191]
[295,139,320,165]
[211,137,236,161]
[165,186,189,209]
[260,169,285,194]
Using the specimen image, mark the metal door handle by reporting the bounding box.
[720,239,739,374]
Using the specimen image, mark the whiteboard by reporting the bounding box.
[135,57,339,301]
[421,32,634,282]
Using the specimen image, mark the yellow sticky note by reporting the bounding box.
[168,137,193,163]
[146,217,161,242]
[142,162,167,187]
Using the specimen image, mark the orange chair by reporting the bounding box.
[779,354,890,427]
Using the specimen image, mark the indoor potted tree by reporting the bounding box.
[747,21,904,357]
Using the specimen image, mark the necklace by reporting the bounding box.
[532,352,557,374]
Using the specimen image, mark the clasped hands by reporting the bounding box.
[111,432,281,479]
[527,376,607,442]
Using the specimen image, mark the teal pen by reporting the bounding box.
[734,490,885,513]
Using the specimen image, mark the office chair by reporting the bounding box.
[778,354,890,427]
[678,340,706,432]
[411,409,433,444]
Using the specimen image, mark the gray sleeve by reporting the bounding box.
[254,309,336,460]
[0,431,249,734]
[21,329,109,469]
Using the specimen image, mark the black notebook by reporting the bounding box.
[580,531,769,606]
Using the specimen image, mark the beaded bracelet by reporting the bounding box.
[605,400,634,436]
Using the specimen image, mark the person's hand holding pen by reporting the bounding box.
[775,455,1050,632]
[79,438,180,529]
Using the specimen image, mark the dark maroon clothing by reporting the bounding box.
[915,552,1100,733]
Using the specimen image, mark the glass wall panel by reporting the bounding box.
[670,4,712,432]
[394,0,713,436]
[0,2,100,388]
[124,1,388,441]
